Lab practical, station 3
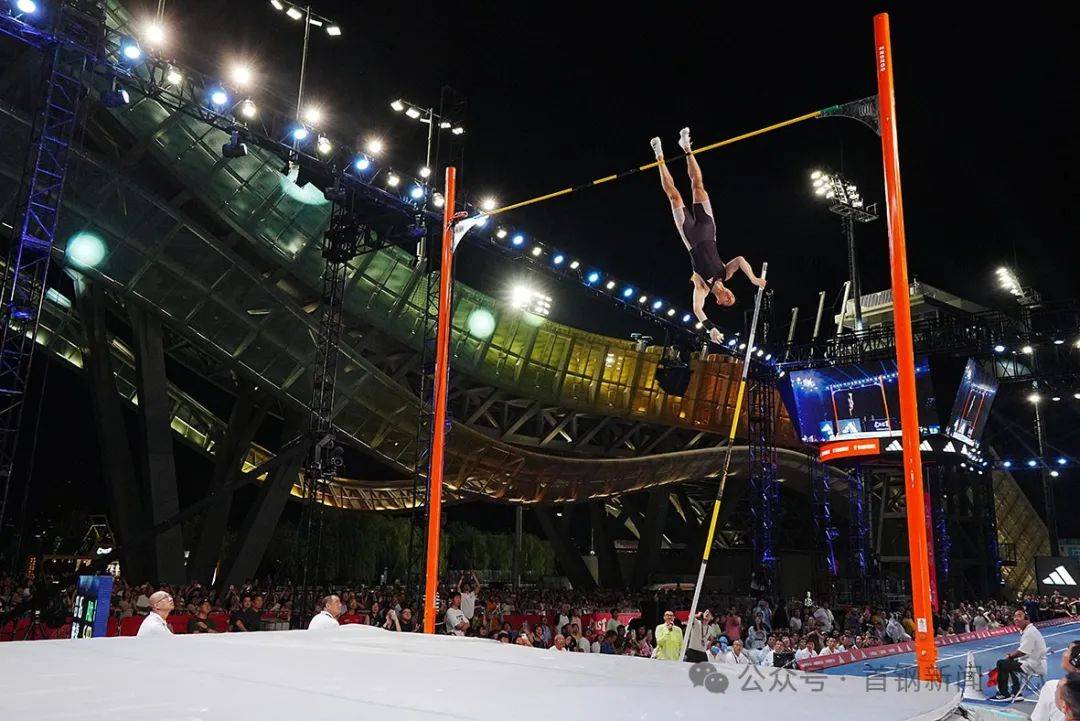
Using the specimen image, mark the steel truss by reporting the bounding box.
[0,2,102,532]
[781,299,1080,384]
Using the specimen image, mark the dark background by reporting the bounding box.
[13,2,1080,545]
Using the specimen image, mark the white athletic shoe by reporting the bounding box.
[650,136,663,160]
[678,127,692,154]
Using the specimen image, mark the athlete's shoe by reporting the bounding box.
[678,127,692,153]
[650,136,663,160]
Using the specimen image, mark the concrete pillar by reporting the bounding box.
[74,280,147,580]
[632,488,668,589]
[218,417,306,589]
[535,506,596,590]
[187,384,269,582]
[128,306,186,584]
[588,502,623,588]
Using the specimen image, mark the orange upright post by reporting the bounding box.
[874,13,940,681]
[423,166,457,634]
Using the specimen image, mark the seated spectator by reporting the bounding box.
[496,631,510,643]
[136,591,173,637]
[309,595,342,630]
[549,634,568,652]
[722,639,751,664]
[794,639,817,662]
[188,600,219,634]
[230,594,260,632]
[599,630,617,654]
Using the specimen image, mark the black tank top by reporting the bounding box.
[683,204,725,283]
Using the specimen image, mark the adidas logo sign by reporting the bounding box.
[1041,565,1078,586]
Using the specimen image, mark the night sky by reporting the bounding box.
[12,2,1080,542]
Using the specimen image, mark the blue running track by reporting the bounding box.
[824,620,1080,701]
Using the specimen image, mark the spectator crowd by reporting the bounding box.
[1,570,1076,666]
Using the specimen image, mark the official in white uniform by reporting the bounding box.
[136,591,174,637]
[308,594,342,631]
[1032,641,1079,721]
[991,610,1047,700]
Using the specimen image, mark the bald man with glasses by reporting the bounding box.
[136,590,174,637]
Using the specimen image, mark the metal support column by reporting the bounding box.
[189,384,269,583]
[128,305,185,584]
[535,506,596,590]
[588,501,623,588]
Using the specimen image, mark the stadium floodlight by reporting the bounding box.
[569,260,580,270]
[410,186,425,200]
[431,193,445,208]
[586,272,600,284]
[239,99,257,119]
[419,166,431,179]
[316,134,332,155]
[119,36,142,62]
[285,6,303,19]
[366,137,384,155]
[511,234,524,247]
[326,24,341,36]
[391,99,405,112]
[1028,392,1041,403]
[66,231,106,268]
[208,88,229,107]
[480,197,497,212]
[165,66,183,85]
[302,105,323,126]
[452,126,465,135]
[144,21,166,46]
[405,107,421,119]
[229,63,254,88]
[386,173,400,188]
[15,0,38,13]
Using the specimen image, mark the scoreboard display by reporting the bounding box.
[71,575,114,639]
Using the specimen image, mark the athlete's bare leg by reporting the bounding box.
[679,127,711,209]
[651,137,689,249]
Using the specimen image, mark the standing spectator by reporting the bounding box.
[444,592,468,636]
[136,591,173,637]
[754,599,772,629]
[813,601,834,635]
[789,608,803,633]
[309,595,342,630]
[458,573,479,622]
[723,605,742,643]
[746,613,769,650]
[187,600,219,634]
[230,594,261,632]
[654,610,684,660]
[606,608,620,634]
[684,609,712,663]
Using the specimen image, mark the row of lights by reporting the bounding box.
[105,20,448,212]
[1027,391,1080,403]
[97,10,740,342]
[993,339,1080,355]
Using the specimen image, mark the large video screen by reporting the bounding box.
[789,357,939,444]
[945,359,999,447]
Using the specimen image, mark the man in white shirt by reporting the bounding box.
[722,639,752,665]
[753,637,777,667]
[308,594,342,630]
[991,610,1047,701]
[684,609,713,663]
[794,639,817,663]
[972,608,989,631]
[570,623,590,653]
[444,592,468,636]
[1031,640,1078,721]
[813,603,834,635]
[136,591,174,637]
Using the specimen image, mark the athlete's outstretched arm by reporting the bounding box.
[691,276,723,343]
[724,256,766,288]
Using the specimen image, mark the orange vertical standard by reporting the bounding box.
[874,13,940,680]
[423,166,457,634]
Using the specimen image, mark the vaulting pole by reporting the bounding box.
[423,166,457,634]
[874,13,939,681]
[681,263,767,658]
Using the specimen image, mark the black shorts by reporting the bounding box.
[682,203,716,247]
[684,648,708,663]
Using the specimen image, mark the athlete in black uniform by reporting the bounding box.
[650,128,765,343]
